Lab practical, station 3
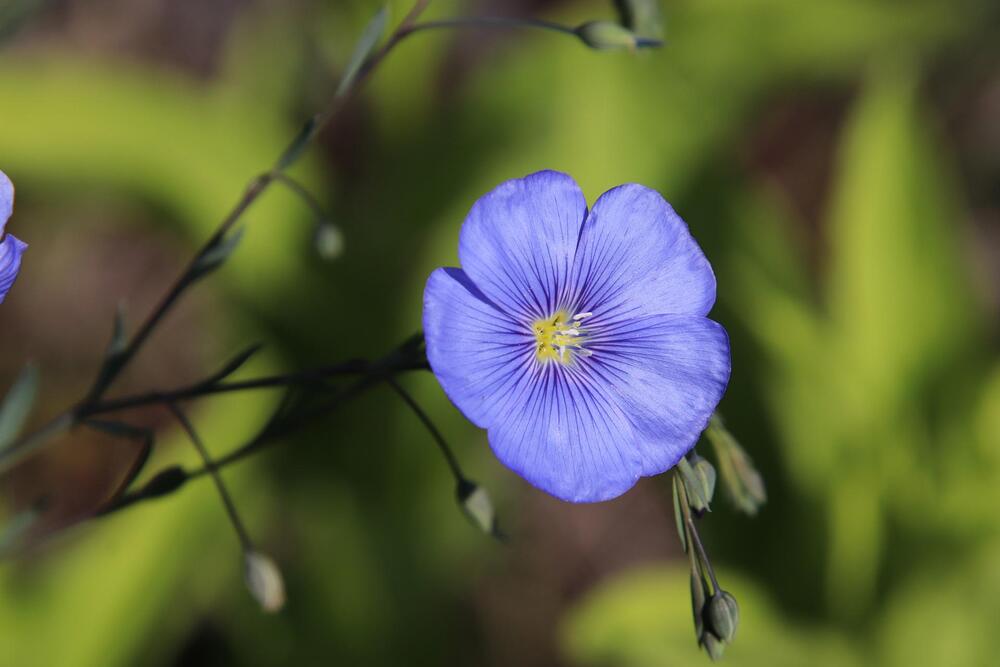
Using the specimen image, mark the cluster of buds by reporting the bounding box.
[672,416,765,660]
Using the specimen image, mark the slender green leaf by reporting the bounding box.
[0,364,39,453]
[335,5,389,98]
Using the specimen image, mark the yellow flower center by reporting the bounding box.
[532,310,592,364]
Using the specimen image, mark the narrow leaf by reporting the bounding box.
[672,473,688,553]
[0,364,39,453]
[199,343,264,387]
[192,227,245,279]
[335,5,389,98]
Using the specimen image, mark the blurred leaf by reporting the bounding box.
[0,363,39,453]
[878,541,1000,667]
[335,5,389,98]
[0,351,283,667]
[827,61,980,421]
[0,57,323,310]
[562,565,861,667]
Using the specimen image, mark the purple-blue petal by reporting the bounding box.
[0,171,24,304]
[485,315,729,502]
[425,173,730,503]
[0,170,13,234]
[458,170,587,322]
[423,267,536,429]
[569,183,716,319]
[0,234,27,304]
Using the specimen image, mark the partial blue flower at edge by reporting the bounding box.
[0,170,26,304]
[423,171,731,503]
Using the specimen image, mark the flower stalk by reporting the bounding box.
[673,458,742,661]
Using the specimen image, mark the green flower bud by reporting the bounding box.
[692,454,717,506]
[613,0,664,39]
[706,415,766,516]
[701,632,726,661]
[677,455,713,513]
[244,551,286,613]
[457,480,497,536]
[575,21,660,51]
[314,222,345,261]
[706,591,739,643]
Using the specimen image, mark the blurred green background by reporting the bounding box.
[1,0,998,665]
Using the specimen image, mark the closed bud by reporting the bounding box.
[314,223,345,261]
[244,551,286,613]
[692,454,717,506]
[575,21,641,51]
[457,480,497,536]
[706,415,766,516]
[677,456,712,513]
[613,0,664,40]
[701,632,726,661]
[706,591,739,643]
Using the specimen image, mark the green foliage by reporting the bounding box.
[0,0,996,665]
[563,565,860,667]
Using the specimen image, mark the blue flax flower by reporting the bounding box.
[0,170,27,303]
[424,171,730,502]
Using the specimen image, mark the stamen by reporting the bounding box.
[533,310,592,364]
[573,312,593,321]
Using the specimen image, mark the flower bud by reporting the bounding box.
[706,591,739,643]
[244,551,286,613]
[314,223,345,261]
[706,416,766,516]
[677,455,713,513]
[692,454,717,506]
[575,21,642,51]
[701,632,726,661]
[457,480,497,536]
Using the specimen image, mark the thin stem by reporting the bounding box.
[184,333,425,480]
[687,514,721,594]
[84,359,373,416]
[83,0,434,404]
[678,474,721,594]
[385,376,466,484]
[84,175,272,404]
[272,173,331,225]
[404,16,579,39]
[167,402,253,551]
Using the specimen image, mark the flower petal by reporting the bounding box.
[487,315,730,502]
[423,267,536,429]
[0,171,24,304]
[0,170,13,233]
[570,184,716,319]
[0,234,27,304]
[458,170,587,322]
[587,315,731,477]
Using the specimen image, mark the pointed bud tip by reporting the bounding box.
[458,482,497,536]
[702,632,726,661]
[244,551,286,613]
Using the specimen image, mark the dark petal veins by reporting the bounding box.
[423,267,536,429]
[568,183,716,319]
[0,235,26,304]
[486,314,730,502]
[458,171,588,322]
